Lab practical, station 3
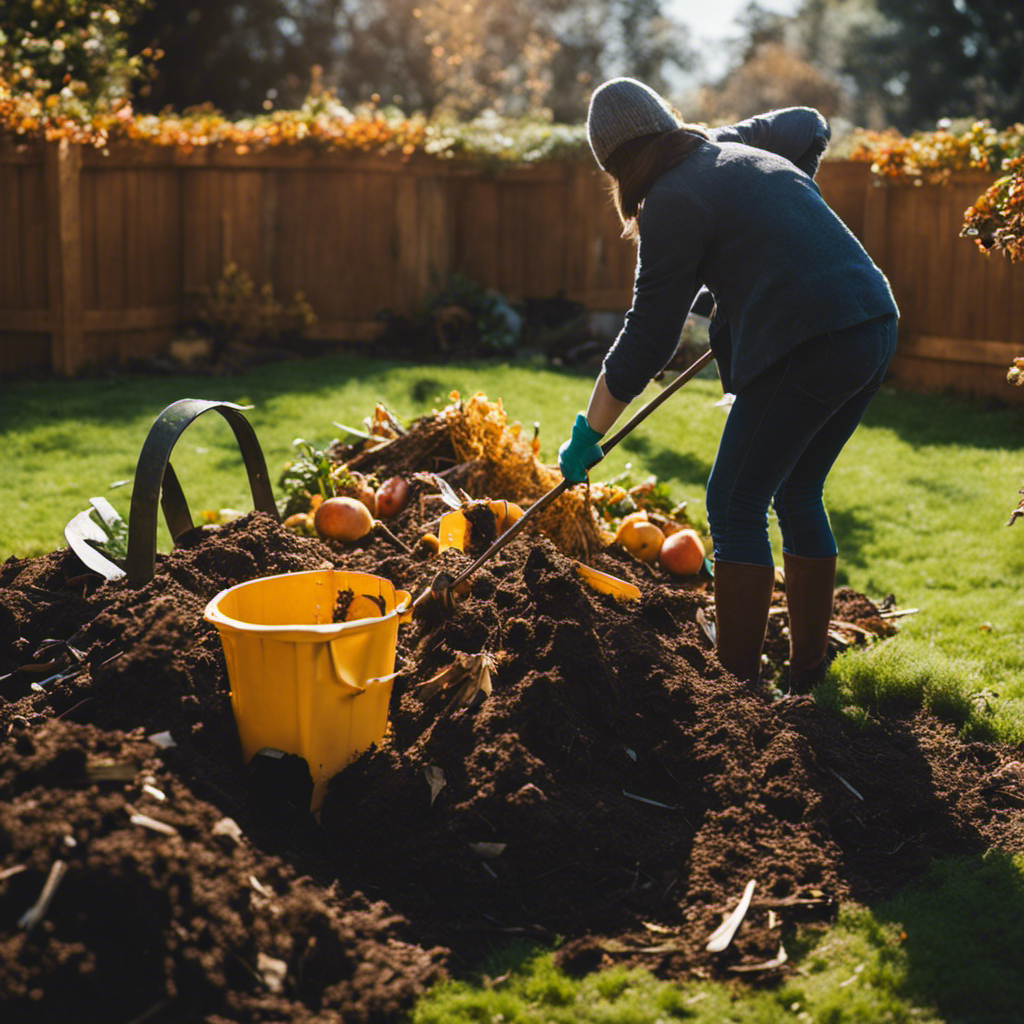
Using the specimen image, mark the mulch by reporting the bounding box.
[2,491,1023,1022]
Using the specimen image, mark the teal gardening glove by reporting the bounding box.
[558,412,605,484]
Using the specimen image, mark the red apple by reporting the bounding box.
[375,475,410,518]
[658,528,706,576]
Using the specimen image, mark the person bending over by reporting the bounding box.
[558,77,898,691]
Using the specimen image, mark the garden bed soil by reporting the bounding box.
[2,504,1024,1023]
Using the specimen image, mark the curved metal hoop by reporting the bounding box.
[125,399,279,586]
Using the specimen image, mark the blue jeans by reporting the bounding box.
[706,314,898,565]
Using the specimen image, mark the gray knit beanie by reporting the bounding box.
[586,77,681,170]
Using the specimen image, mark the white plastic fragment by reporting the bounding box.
[706,879,757,953]
[147,731,177,749]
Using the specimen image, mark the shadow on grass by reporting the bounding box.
[616,433,713,488]
[873,851,1024,1023]
[864,387,1024,452]
[0,353,419,433]
[826,505,880,583]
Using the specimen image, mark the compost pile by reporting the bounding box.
[2,400,1024,1024]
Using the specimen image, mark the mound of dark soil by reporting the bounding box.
[1,510,1022,1021]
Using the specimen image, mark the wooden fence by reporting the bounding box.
[1,140,1021,402]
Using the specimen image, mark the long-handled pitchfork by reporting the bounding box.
[412,348,715,615]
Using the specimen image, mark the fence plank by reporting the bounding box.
[0,163,22,308]
[1011,253,1024,350]
[421,174,452,296]
[230,170,264,280]
[21,163,48,310]
[497,182,525,299]
[93,167,126,310]
[983,225,1013,344]
[523,179,567,297]
[453,176,501,291]
[818,160,870,241]
[955,226,988,342]
[181,168,209,297]
[124,165,142,311]
[862,182,889,275]
[43,140,85,375]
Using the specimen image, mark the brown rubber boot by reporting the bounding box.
[712,560,776,683]
[782,552,838,693]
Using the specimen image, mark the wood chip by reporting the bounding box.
[88,758,138,783]
[695,607,716,645]
[727,943,789,973]
[642,921,672,933]
[830,619,873,638]
[256,951,288,993]
[213,817,243,842]
[469,842,507,859]
[250,875,273,897]
[424,765,446,806]
[828,767,865,801]
[18,859,68,930]
[622,789,677,810]
[129,812,178,837]
[416,653,495,708]
[878,607,919,619]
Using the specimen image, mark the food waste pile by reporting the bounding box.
[2,396,1024,1024]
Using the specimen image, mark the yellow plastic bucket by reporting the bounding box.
[203,569,411,810]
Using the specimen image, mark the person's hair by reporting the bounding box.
[604,125,710,242]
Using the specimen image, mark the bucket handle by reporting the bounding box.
[327,642,398,696]
[125,399,279,587]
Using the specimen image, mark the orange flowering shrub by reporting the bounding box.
[0,76,430,157]
[961,156,1024,263]
[0,73,587,163]
[848,121,1024,183]
[849,121,1024,264]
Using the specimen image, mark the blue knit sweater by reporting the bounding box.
[601,107,898,399]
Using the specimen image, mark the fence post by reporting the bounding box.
[44,139,84,375]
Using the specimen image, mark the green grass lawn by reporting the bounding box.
[4,352,1022,701]
[3,352,1024,1022]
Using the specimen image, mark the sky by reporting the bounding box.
[664,0,802,85]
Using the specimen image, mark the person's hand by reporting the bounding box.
[558,412,605,484]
